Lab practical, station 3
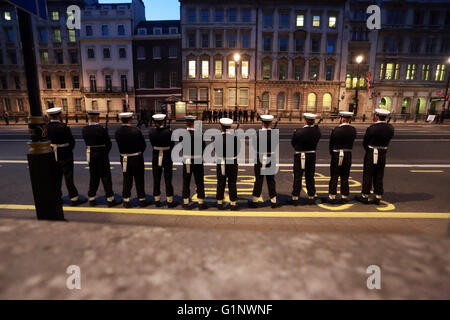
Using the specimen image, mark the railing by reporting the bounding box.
[81,86,134,94]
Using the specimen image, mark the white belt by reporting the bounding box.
[368,146,388,165]
[50,143,69,162]
[295,151,316,169]
[153,146,170,167]
[120,152,142,173]
[183,155,201,174]
[219,157,236,176]
[333,149,352,166]
[259,152,274,169]
[86,145,106,164]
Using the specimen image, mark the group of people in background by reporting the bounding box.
[203,108,256,124]
[44,106,394,211]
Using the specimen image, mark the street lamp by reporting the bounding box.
[234,53,241,113]
[355,55,364,115]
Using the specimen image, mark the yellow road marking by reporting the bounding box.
[0,204,449,219]
[410,170,444,173]
[350,170,364,172]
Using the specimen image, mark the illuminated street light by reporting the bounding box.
[233,53,241,63]
[234,53,241,110]
[356,55,364,64]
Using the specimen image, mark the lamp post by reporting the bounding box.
[234,53,240,112]
[444,58,450,114]
[355,55,364,116]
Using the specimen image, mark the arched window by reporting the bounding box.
[307,93,317,111]
[401,98,410,114]
[379,97,392,110]
[262,60,272,80]
[262,92,270,108]
[278,60,288,80]
[345,74,352,88]
[277,92,286,109]
[322,93,332,112]
[415,97,426,114]
[292,92,300,109]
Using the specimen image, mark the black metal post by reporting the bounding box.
[18,8,64,220]
[235,62,239,110]
[355,63,360,116]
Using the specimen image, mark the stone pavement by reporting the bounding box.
[0,217,448,299]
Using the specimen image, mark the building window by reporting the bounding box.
[228,33,236,48]
[313,15,321,27]
[262,92,270,108]
[295,37,304,52]
[68,29,76,42]
[215,9,224,22]
[294,63,302,80]
[263,13,273,27]
[61,98,68,112]
[59,76,66,89]
[329,16,337,28]
[14,76,20,89]
[4,11,11,21]
[311,37,321,53]
[1,76,7,89]
[227,88,236,106]
[51,11,59,21]
[53,29,61,43]
[296,14,304,27]
[201,9,209,22]
[137,46,146,60]
[39,29,47,43]
[117,25,125,36]
[202,33,209,48]
[425,38,437,54]
[327,38,336,53]
[309,62,319,80]
[169,27,178,34]
[188,88,197,101]
[435,64,445,81]
[383,63,399,80]
[409,38,421,53]
[201,60,209,79]
[119,47,126,59]
[292,93,300,109]
[280,13,289,27]
[154,28,163,36]
[89,75,96,92]
[17,98,24,112]
[277,92,286,109]
[55,51,63,64]
[241,60,249,79]
[242,9,251,22]
[278,61,287,80]
[242,34,250,49]
[103,48,111,59]
[325,65,334,81]
[101,25,109,36]
[383,37,399,53]
[72,76,79,89]
[215,33,223,48]
[228,9,237,22]
[75,98,82,112]
[214,89,223,106]
[262,61,271,80]
[87,48,95,59]
[8,50,17,64]
[5,28,13,42]
[228,60,236,78]
[138,72,147,88]
[240,88,249,106]
[199,88,208,102]
[121,75,128,92]
[307,93,317,111]
[263,36,272,51]
[154,72,162,88]
[41,51,49,64]
[45,75,52,89]
[4,98,11,112]
[92,100,98,111]
[86,25,93,37]
[406,64,416,80]
[169,46,177,58]
[105,75,112,91]
[170,72,178,88]
[188,60,196,78]
[153,46,161,59]
[188,8,196,22]
[322,93,332,111]
[214,60,223,78]
[279,37,288,52]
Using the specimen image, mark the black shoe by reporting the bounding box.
[167,201,177,208]
[341,198,349,204]
[198,203,208,210]
[307,198,316,205]
[217,203,226,210]
[154,201,162,207]
[230,204,240,211]
[248,201,258,208]
[182,204,191,210]
[139,200,151,208]
[107,199,122,207]
[89,199,97,207]
[374,198,381,205]
[356,195,369,204]
[289,199,299,206]
[327,198,339,205]
[71,198,87,206]
[123,201,131,208]
[271,202,281,209]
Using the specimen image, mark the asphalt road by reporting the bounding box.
[0,122,449,299]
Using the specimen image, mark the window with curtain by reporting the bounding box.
[307,93,317,111]
[215,60,222,78]
[228,60,236,78]
[240,88,249,106]
[201,60,209,79]
[262,61,271,79]
[262,92,270,108]
[241,60,249,79]
[188,60,196,78]
[227,88,236,106]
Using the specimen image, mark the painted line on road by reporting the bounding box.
[1,160,450,168]
[410,170,444,173]
[0,204,449,219]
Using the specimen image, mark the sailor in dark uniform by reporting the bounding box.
[82,110,121,207]
[327,111,357,204]
[216,118,240,211]
[149,113,176,207]
[356,109,395,205]
[249,115,279,209]
[45,107,86,206]
[115,112,150,208]
[181,115,207,210]
[291,113,322,205]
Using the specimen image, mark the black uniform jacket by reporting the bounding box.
[115,125,146,155]
[217,130,240,165]
[149,126,174,155]
[362,122,395,151]
[82,124,112,153]
[46,120,76,158]
[291,125,321,152]
[329,124,357,155]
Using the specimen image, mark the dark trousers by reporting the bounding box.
[152,155,174,197]
[121,155,146,200]
[362,150,387,196]
[216,164,238,202]
[252,163,277,199]
[182,163,205,200]
[328,152,352,196]
[88,153,114,198]
[55,154,79,200]
[292,153,316,197]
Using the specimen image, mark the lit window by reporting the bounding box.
[296,14,304,27]
[41,51,49,64]
[240,88,249,106]
[201,60,209,79]
[422,64,430,81]
[323,93,332,111]
[51,11,59,21]
[307,93,317,111]
[435,64,445,81]
[214,89,223,106]
[215,60,222,78]
[227,88,236,106]
[188,60,196,78]
[329,16,336,28]
[406,64,416,80]
[313,15,320,27]
[228,60,236,78]
[4,11,11,21]
[53,29,61,43]
[241,60,249,79]
[68,30,76,42]
[346,74,352,88]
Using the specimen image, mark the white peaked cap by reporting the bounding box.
[220,118,233,126]
[46,107,62,115]
[119,112,133,118]
[185,115,196,121]
[339,111,354,117]
[152,113,166,121]
[375,108,391,116]
[303,113,318,120]
[261,114,274,122]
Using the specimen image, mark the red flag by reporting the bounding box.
[367,72,371,92]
